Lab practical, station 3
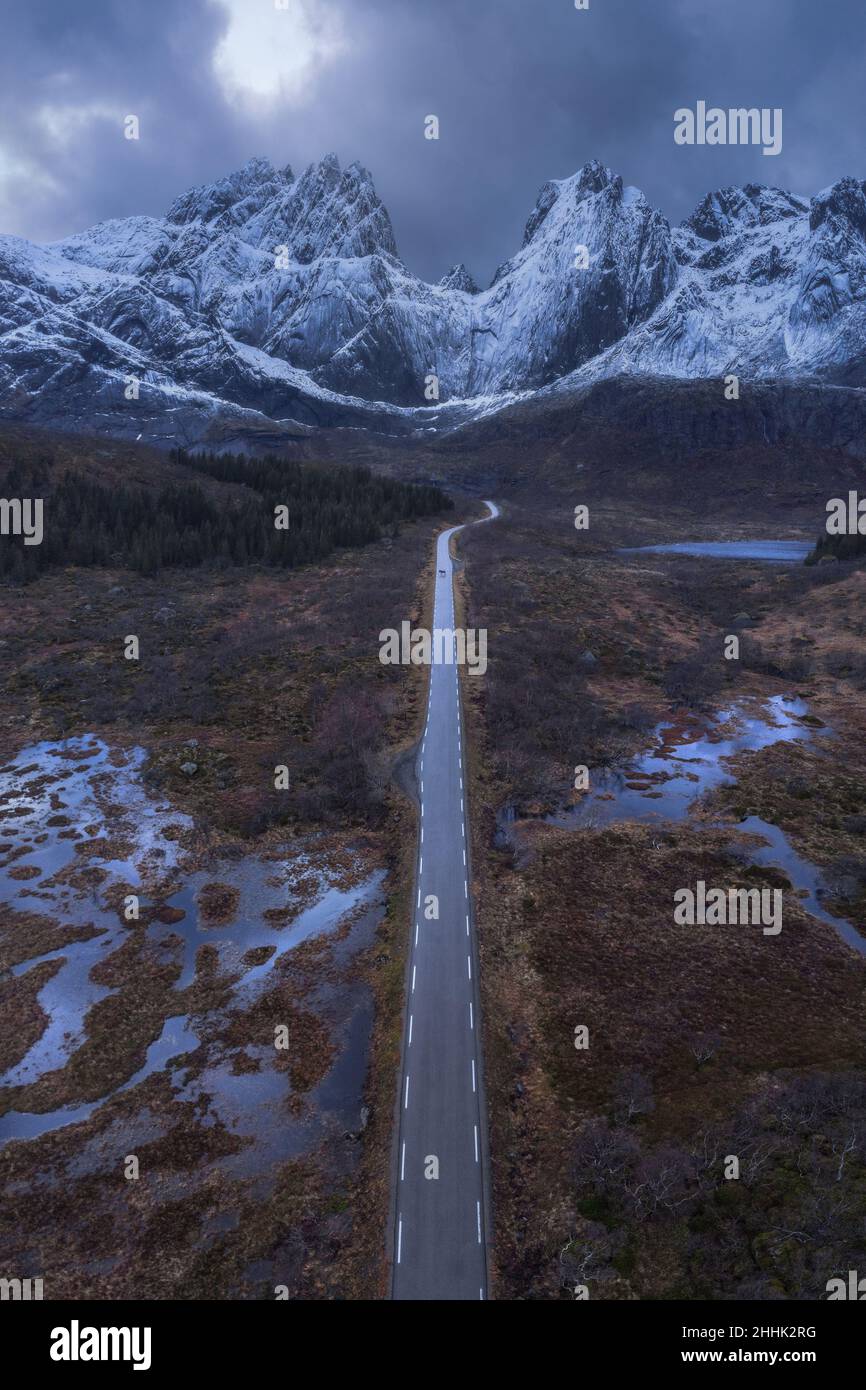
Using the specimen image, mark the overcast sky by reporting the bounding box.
[1,0,865,284]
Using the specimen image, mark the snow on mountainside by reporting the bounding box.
[2,153,866,445]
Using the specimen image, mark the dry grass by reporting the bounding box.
[458,494,866,1299]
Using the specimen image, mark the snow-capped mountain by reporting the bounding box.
[3,153,866,445]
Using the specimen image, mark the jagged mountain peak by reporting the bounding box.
[522,160,619,247]
[251,151,399,263]
[570,158,616,197]
[6,153,866,446]
[809,176,866,237]
[292,154,382,208]
[293,152,342,193]
[684,184,808,242]
[166,156,291,226]
[439,263,479,294]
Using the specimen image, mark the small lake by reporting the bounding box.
[499,697,864,958]
[620,540,812,563]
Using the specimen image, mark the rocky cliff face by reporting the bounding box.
[2,154,866,444]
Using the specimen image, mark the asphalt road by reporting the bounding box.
[391,501,499,1302]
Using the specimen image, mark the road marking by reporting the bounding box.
[395,511,497,1297]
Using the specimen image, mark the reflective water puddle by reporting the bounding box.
[0,737,385,1157]
[620,540,811,563]
[501,697,863,957]
[549,696,817,831]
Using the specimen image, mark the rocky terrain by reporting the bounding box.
[5,154,866,447]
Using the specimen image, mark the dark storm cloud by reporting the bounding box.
[1,0,865,284]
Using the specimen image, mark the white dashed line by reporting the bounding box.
[397,516,499,1294]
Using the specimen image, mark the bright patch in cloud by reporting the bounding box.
[0,142,61,236]
[37,103,118,146]
[212,0,346,105]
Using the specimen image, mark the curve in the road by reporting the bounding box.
[391,500,499,1302]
